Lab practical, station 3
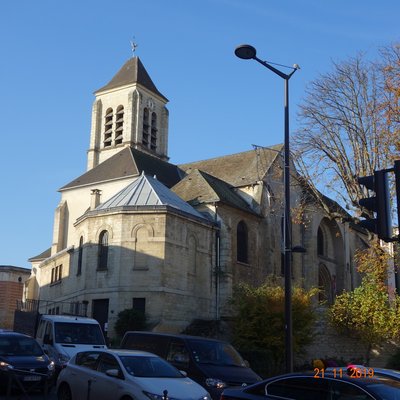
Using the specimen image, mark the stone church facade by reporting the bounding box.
[25,56,367,338]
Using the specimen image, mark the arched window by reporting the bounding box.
[317,227,324,256]
[319,264,333,304]
[104,108,113,147]
[98,230,109,270]
[115,106,124,145]
[142,108,149,147]
[77,236,83,276]
[237,221,248,263]
[150,112,157,151]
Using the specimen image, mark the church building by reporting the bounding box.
[24,56,367,337]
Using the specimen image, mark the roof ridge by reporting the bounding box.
[179,144,283,166]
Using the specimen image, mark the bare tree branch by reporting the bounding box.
[293,47,400,220]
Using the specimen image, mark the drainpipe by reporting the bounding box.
[214,203,221,322]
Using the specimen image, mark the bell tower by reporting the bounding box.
[87,57,169,170]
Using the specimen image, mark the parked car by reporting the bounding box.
[56,349,211,400]
[220,371,400,399]
[35,314,107,372]
[120,331,261,399]
[0,331,55,393]
[326,364,400,381]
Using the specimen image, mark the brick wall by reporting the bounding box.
[0,281,24,329]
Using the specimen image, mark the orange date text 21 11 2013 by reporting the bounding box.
[313,368,375,379]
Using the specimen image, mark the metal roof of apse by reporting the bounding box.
[95,173,208,222]
[95,57,168,101]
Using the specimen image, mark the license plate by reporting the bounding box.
[23,375,41,381]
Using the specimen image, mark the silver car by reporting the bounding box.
[56,349,211,400]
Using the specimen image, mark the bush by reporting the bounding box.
[114,308,147,338]
[230,279,319,374]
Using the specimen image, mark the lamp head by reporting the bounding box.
[234,44,257,60]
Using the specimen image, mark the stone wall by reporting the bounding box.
[302,307,399,368]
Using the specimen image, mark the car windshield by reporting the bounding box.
[188,340,246,367]
[0,336,43,357]
[54,322,105,345]
[120,355,183,378]
[365,377,400,399]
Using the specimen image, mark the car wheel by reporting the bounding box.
[57,383,72,400]
[120,396,134,400]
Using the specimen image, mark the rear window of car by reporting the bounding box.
[364,378,400,399]
[0,335,43,357]
[121,333,170,356]
[120,355,183,378]
[266,377,330,400]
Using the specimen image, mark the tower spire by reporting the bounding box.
[130,38,138,58]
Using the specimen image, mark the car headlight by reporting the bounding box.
[205,378,227,389]
[143,391,168,400]
[48,361,55,372]
[58,354,70,364]
[0,361,13,371]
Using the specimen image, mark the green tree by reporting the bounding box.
[114,308,147,338]
[230,280,319,374]
[329,241,399,365]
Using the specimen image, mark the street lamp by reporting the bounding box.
[235,44,299,373]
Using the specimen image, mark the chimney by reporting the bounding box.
[91,189,102,209]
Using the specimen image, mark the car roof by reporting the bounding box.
[123,330,227,343]
[0,331,33,338]
[262,371,396,387]
[76,349,159,358]
[41,315,99,324]
[325,366,400,379]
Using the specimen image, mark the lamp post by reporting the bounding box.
[235,44,299,373]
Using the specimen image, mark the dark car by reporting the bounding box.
[0,331,55,394]
[220,371,400,399]
[120,331,261,399]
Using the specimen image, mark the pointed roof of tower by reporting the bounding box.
[95,172,209,222]
[95,57,168,101]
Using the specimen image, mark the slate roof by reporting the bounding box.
[172,169,258,215]
[28,248,51,262]
[95,57,168,101]
[94,173,209,222]
[60,147,184,190]
[178,145,283,187]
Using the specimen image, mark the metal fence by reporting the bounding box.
[16,299,88,317]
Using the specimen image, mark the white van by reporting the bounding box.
[35,315,107,371]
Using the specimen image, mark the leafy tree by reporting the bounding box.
[293,43,400,219]
[230,279,319,373]
[114,308,147,338]
[329,241,400,365]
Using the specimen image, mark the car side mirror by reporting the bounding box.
[43,334,53,345]
[244,359,250,368]
[179,370,188,377]
[105,369,121,378]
